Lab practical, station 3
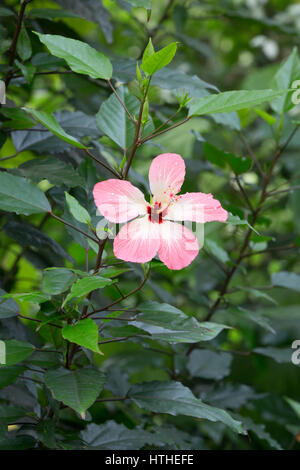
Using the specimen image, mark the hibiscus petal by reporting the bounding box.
[158,220,199,270]
[165,192,228,223]
[93,179,147,223]
[114,216,160,263]
[149,153,185,200]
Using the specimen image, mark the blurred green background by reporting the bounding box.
[1,0,300,451]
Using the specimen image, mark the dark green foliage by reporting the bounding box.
[0,0,300,451]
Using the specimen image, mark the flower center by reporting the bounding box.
[147,202,163,224]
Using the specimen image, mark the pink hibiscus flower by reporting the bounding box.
[93,153,228,270]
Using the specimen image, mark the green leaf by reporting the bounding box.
[42,268,77,295]
[36,420,56,449]
[3,219,72,264]
[142,38,155,63]
[62,319,102,354]
[271,47,300,114]
[0,7,14,16]
[124,0,151,8]
[271,271,300,293]
[285,397,300,419]
[0,405,27,424]
[254,347,292,364]
[133,301,229,343]
[205,239,230,264]
[226,213,259,234]
[253,108,276,125]
[16,27,32,61]
[0,340,34,367]
[204,383,259,410]
[129,381,245,434]
[0,173,51,215]
[141,42,177,75]
[0,288,20,319]
[23,108,87,149]
[28,8,80,20]
[0,366,25,389]
[0,107,35,129]
[236,415,282,450]
[62,275,114,307]
[189,89,285,116]
[2,292,51,304]
[35,33,112,79]
[236,286,277,305]
[96,86,140,149]
[15,60,36,83]
[203,142,251,174]
[237,306,275,334]
[0,436,36,450]
[187,350,232,380]
[81,421,160,450]
[65,192,91,225]
[45,367,106,418]
[19,157,85,188]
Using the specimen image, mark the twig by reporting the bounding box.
[234,175,255,213]
[237,130,264,178]
[96,396,128,403]
[49,211,99,244]
[4,0,33,87]
[18,313,62,329]
[266,185,300,197]
[203,248,228,274]
[84,149,121,179]
[241,244,295,259]
[99,336,137,344]
[186,126,300,359]
[19,375,43,385]
[107,79,136,125]
[84,266,151,318]
[123,78,152,179]
[139,116,191,145]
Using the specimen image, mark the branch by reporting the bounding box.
[49,211,99,244]
[266,185,300,197]
[18,313,62,329]
[139,116,191,145]
[123,78,152,179]
[237,130,264,178]
[4,0,33,87]
[234,175,255,213]
[241,243,295,259]
[96,396,128,403]
[99,336,137,344]
[84,149,121,179]
[83,266,151,318]
[188,125,300,337]
[203,248,228,275]
[107,79,136,125]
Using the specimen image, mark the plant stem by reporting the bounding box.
[123,77,152,179]
[202,127,299,323]
[4,0,33,88]
[84,149,121,179]
[139,116,191,145]
[84,265,151,318]
[107,79,136,125]
[49,211,98,244]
